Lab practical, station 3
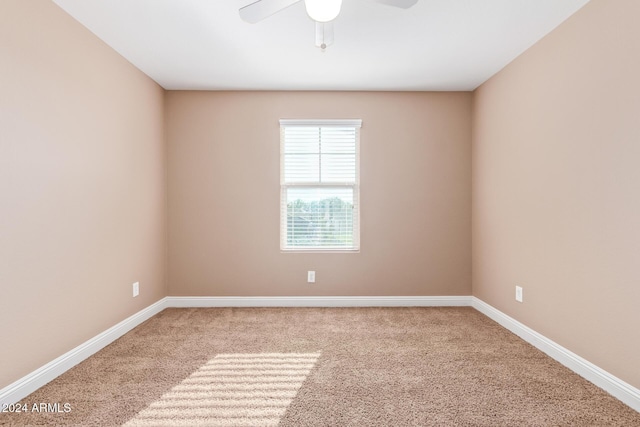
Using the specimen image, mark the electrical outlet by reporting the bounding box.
[515,286,523,303]
[133,282,139,297]
[307,271,315,283]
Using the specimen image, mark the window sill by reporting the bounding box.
[280,248,360,254]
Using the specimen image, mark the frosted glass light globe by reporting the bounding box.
[305,0,342,23]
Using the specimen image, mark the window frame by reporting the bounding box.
[279,119,362,253]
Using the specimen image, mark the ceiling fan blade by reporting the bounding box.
[315,22,334,50]
[239,0,301,24]
[372,0,418,9]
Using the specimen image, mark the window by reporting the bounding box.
[280,119,361,251]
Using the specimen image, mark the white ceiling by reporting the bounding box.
[52,0,590,91]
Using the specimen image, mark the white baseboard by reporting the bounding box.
[0,295,468,406]
[3,295,638,414]
[165,295,472,308]
[0,298,168,406]
[471,297,640,413]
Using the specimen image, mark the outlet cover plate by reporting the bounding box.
[307,271,315,283]
[133,282,139,297]
[515,286,523,303]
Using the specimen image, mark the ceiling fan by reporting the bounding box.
[240,0,418,50]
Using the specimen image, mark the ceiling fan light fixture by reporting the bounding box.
[304,0,342,23]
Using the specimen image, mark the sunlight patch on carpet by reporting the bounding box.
[123,352,321,426]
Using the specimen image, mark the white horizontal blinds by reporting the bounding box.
[283,126,357,183]
[280,119,361,250]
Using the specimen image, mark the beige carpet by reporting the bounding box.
[1,307,639,426]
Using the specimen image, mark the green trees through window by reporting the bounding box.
[286,196,354,247]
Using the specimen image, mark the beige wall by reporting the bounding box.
[472,0,640,389]
[0,1,166,388]
[8,0,638,403]
[166,91,471,297]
